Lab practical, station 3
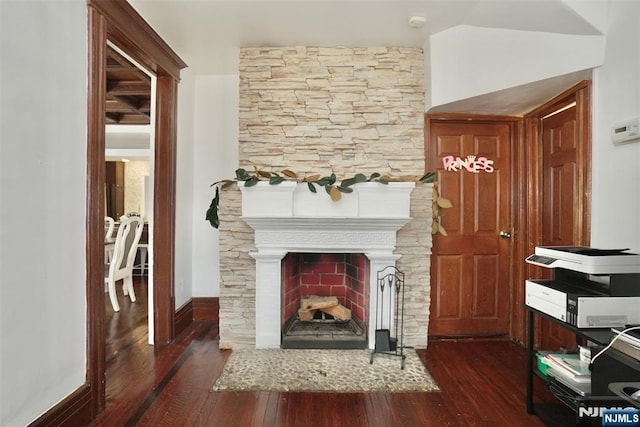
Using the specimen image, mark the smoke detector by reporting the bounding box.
[408,15,427,28]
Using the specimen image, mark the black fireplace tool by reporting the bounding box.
[370,266,406,369]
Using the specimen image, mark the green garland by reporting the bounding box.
[206,167,437,229]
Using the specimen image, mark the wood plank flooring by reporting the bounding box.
[91,279,548,426]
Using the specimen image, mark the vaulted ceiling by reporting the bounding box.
[106,46,151,126]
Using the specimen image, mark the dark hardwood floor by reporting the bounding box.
[92,279,548,426]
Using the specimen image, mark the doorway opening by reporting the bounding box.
[87,0,186,417]
[105,41,156,345]
[524,81,592,350]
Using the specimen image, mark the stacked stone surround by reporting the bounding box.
[219,46,433,349]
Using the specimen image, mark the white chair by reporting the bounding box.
[134,243,149,276]
[104,216,115,238]
[105,215,144,312]
[104,216,115,263]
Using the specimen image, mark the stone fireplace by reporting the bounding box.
[217,46,432,350]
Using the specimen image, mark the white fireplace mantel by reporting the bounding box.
[239,181,415,349]
[244,217,410,254]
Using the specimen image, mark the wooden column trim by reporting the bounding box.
[509,120,527,343]
[575,83,592,245]
[86,5,107,416]
[153,74,178,344]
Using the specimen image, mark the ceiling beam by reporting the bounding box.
[109,95,150,119]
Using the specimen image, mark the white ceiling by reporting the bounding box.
[129,0,602,114]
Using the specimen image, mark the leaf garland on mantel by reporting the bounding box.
[205,167,452,233]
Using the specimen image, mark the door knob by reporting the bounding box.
[499,230,511,239]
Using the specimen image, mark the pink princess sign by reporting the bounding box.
[442,155,494,173]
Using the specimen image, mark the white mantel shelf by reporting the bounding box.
[243,217,411,231]
[239,180,416,349]
[239,181,415,219]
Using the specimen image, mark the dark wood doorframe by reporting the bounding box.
[518,80,592,345]
[87,0,186,416]
[524,80,592,246]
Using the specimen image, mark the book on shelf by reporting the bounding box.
[543,353,591,380]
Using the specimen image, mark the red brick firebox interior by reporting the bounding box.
[281,253,369,325]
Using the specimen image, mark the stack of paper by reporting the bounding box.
[542,353,591,383]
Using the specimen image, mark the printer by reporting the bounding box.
[525,246,640,328]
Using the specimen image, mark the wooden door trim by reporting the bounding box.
[519,80,592,345]
[86,6,107,417]
[425,112,522,122]
[87,0,185,418]
[153,74,179,342]
[523,80,592,252]
[87,0,186,80]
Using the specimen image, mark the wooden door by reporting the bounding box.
[542,106,579,246]
[539,105,581,349]
[427,120,512,336]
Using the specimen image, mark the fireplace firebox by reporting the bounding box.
[281,253,369,349]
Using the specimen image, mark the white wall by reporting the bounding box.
[428,25,605,109]
[0,2,88,426]
[191,71,240,297]
[105,125,151,149]
[564,0,608,34]
[124,160,150,217]
[591,0,640,252]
